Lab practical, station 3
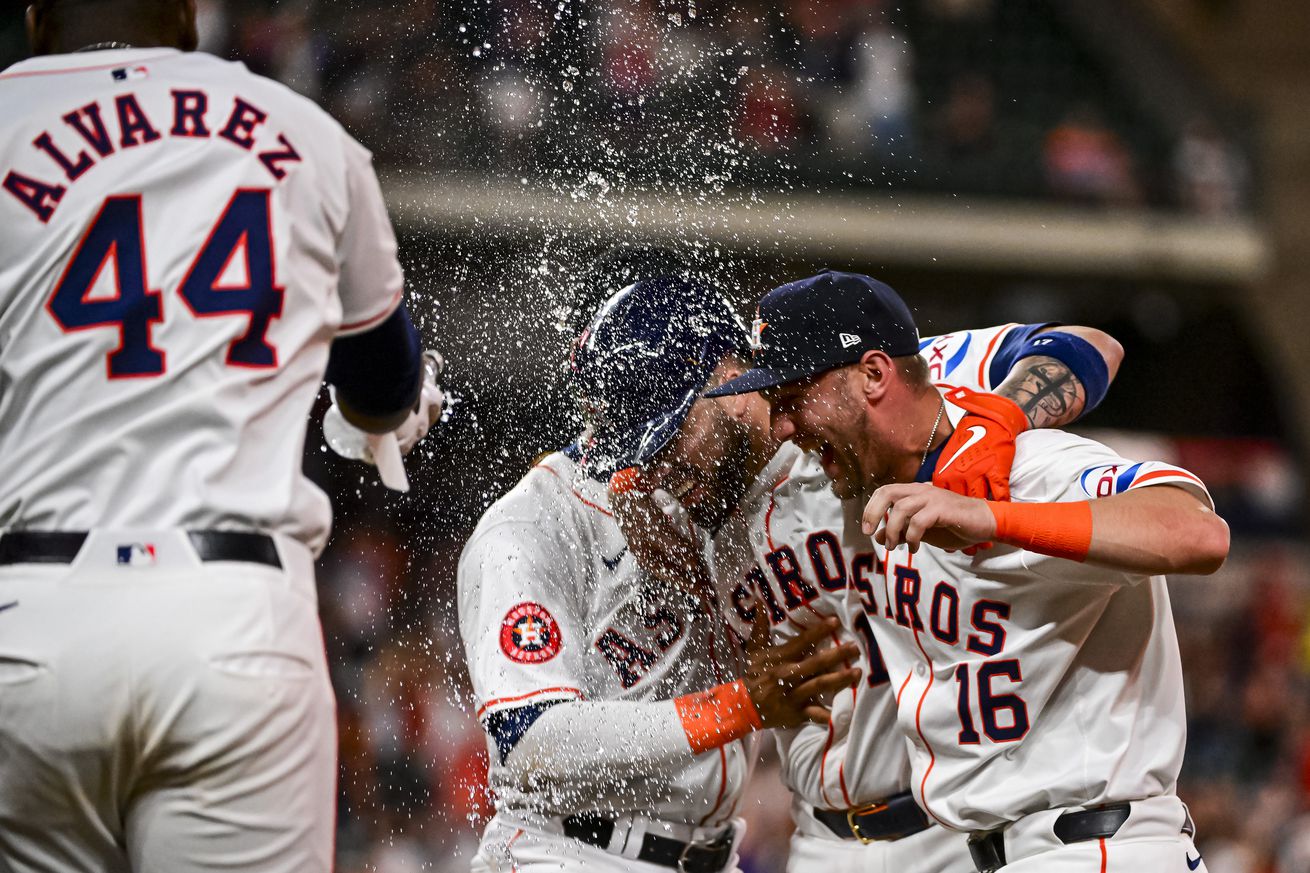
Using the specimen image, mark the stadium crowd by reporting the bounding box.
[168,0,1250,212]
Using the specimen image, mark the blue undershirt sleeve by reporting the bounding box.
[484,701,567,765]
[325,304,423,418]
[986,323,1055,389]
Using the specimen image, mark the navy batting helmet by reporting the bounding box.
[568,276,749,478]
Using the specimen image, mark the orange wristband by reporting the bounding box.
[674,680,764,755]
[608,466,646,495]
[987,500,1093,562]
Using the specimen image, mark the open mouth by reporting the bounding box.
[669,479,696,500]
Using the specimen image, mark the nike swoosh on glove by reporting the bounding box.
[932,386,1029,502]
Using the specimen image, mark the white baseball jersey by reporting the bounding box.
[712,324,1044,818]
[458,450,752,827]
[0,48,403,555]
[866,404,1210,832]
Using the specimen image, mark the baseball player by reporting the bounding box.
[610,278,1123,873]
[706,271,1229,871]
[458,276,860,873]
[0,3,441,871]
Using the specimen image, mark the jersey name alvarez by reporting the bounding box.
[458,451,750,825]
[5,79,300,224]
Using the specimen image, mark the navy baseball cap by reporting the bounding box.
[705,270,919,397]
[568,276,749,478]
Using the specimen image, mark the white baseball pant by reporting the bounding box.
[786,815,973,873]
[0,529,336,873]
[973,795,1207,873]
[471,814,745,873]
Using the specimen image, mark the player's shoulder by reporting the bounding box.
[780,442,822,483]
[182,53,357,142]
[473,451,575,521]
[773,446,833,513]
[918,323,1017,379]
[1012,428,1111,468]
[729,442,808,530]
[463,451,597,547]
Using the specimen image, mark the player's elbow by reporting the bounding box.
[1059,325,1124,382]
[1169,512,1230,576]
[1093,331,1124,382]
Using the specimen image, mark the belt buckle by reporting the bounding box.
[847,801,889,844]
[677,828,732,873]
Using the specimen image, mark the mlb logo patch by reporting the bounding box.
[112,66,150,82]
[116,543,157,566]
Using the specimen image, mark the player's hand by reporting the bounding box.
[324,351,447,464]
[741,614,860,729]
[862,482,997,553]
[609,467,712,600]
[932,386,1029,502]
[394,350,447,454]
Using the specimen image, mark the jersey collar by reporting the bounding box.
[741,442,802,510]
[1,47,182,78]
[914,391,968,483]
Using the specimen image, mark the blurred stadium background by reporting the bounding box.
[4,0,1308,870]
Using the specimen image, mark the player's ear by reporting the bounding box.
[715,354,745,384]
[710,354,750,418]
[857,350,893,402]
[26,4,50,56]
[178,0,199,52]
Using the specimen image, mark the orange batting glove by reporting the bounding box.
[933,386,1030,502]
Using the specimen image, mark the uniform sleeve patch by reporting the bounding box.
[1078,462,1204,498]
[500,602,563,664]
[1079,463,1138,498]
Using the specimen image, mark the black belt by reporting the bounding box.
[0,530,281,569]
[812,792,932,843]
[968,803,1132,873]
[562,814,733,873]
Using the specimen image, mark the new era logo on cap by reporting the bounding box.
[705,270,920,398]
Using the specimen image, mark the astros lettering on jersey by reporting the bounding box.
[727,364,1209,836]
[717,325,1041,811]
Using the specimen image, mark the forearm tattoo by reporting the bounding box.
[996,355,1088,429]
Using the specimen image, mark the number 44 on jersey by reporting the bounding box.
[47,190,283,378]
